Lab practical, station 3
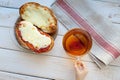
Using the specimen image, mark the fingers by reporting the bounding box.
[74,60,88,80]
[74,60,86,71]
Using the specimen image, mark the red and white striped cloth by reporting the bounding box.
[51,0,120,66]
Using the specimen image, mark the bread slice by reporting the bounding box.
[15,21,54,53]
[19,2,57,34]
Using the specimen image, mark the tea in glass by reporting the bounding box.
[62,28,92,56]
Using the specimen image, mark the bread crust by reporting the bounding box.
[15,21,54,53]
[19,2,57,34]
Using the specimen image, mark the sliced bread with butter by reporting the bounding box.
[15,21,54,53]
[19,2,57,34]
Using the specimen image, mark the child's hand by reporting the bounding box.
[75,61,88,80]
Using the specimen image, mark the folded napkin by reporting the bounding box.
[51,0,120,68]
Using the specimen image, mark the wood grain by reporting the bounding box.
[0,0,120,80]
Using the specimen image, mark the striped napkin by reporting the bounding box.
[51,0,120,68]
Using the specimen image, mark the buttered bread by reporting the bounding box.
[15,2,57,53]
[20,2,57,34]
[15,21,54,53]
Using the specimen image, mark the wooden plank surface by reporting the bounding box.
[0,71,49,80]
[0,48,120,80]
[0,0,120,80]
[0,0,55,8]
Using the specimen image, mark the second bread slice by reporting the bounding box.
[20,2,57,34]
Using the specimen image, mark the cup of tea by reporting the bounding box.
[62,28,92,58]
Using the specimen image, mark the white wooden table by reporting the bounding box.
[0,0,120,80]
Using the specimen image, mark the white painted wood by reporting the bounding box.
[0,48,120,80]
[94,0,120,3]
[0,7,19,27]
[0,0,55,8]
[0,48,75,80]
[0,71,49,80]
[0,0,120,80]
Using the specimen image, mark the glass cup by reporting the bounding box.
[62,28,92,60]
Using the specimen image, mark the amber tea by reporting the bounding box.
[63,28,92,56]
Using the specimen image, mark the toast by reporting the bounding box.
[19,2,57,34]
[15,21,54,53]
